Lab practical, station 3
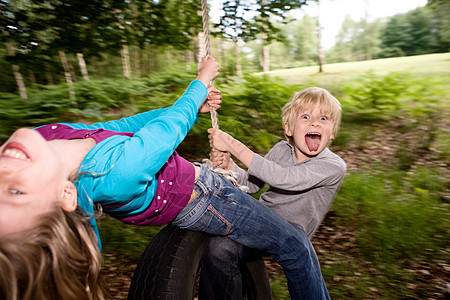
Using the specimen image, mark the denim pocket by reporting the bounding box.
[205,204,232,235]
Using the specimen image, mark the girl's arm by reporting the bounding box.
[86,80,209,201]
[69,57,220,133]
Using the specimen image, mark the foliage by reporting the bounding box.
[0,78,150,140]
[341,71,442,121]
[99,215,163,262]
[379,7,439,58]
[333,166,448,263]
[0,54,448,298]
[327,5,448,64]
[216,0,307,43]
[180,74,299,157]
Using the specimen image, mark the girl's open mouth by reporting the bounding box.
[1,142,31,161]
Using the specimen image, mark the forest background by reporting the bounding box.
[0,0,449,299]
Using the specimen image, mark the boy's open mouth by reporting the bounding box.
[305,132,321,152]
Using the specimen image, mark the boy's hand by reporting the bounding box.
[208,128,234,152]
[208,128,255,169]
[210,149,236,171]
[197,57,219,87]
[199,86,221,113]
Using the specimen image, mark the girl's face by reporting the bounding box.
[284,103,335,162]
[0,128,75,236]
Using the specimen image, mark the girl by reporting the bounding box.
[0,57,329,300]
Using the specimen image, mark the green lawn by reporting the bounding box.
[263,52,450,81]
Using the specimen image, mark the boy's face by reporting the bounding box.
[0,128,74,236]
[285,103,335,162]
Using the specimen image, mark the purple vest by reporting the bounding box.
[36,124,195,226]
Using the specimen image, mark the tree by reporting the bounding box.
[380,7,438,57]
[428,0,450,52]
[352,18,382,60]
[216,0,308,73]
[406,7,438,55]
[333,15,358,61]
[285,15,317,66]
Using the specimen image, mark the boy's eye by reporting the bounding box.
[320,116,328,121]
[9,189,23,195]
[301,115,310,119]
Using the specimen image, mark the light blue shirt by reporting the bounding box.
[61,80,207,247]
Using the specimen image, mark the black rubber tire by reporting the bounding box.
[127,225,272,300]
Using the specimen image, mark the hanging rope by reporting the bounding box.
[200,0,249,192]
[201,0,219,130]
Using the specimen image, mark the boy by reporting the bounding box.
[200,87,346,299]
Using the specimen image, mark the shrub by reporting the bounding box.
[333,167,448,263]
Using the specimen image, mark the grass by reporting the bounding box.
[263,53,450,81]
[64,53,450,299]
[94,54,450,299]
[2,53,448,299]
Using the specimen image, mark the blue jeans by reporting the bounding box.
[199,236,261,299]
[172,165,330,300]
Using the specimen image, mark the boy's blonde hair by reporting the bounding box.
[282,87,342,144]
[0,208,110,300]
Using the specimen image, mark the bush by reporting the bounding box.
[333,166,448,263]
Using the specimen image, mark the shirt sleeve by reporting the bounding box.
[235,165,265,194]
[235,144,281,194]
[68,80,206,133]
[248,153,346,192]
[82,80,208,199]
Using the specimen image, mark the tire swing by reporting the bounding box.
[127,1,271,299]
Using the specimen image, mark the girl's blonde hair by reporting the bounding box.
[0,208,110,300]
[281,87,342,145]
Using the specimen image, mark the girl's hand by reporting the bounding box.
[210,149,235,171]
[199,86,221,113]
[196,57,219,87]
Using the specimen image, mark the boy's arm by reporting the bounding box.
[209,128,346,191]
[248,152,346,191]
[208,129,255,168]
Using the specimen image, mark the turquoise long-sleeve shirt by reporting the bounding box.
[41,80,207,246]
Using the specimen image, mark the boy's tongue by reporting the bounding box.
[305,134,321,152]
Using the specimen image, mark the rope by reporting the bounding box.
[201,0,219,130]
[199,0,248,192]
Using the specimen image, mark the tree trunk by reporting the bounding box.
[121,44,131,79]
[44,62,54,85]
[131,47,141,78]
[197,31,206,61]
[28,70,37,88]
[77,53,89,80]
[68,61,77,82]
[136,48,141,77]
[235,41,242,76]
[12,65,28,99]
[166,49,172,69]
[317,3,325,73]
[4,31,27,99]
[218,38,225,70]
[261,0,270,74]
[262,34,270,73]
[185,49,194,71]
[58,50,76,100]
